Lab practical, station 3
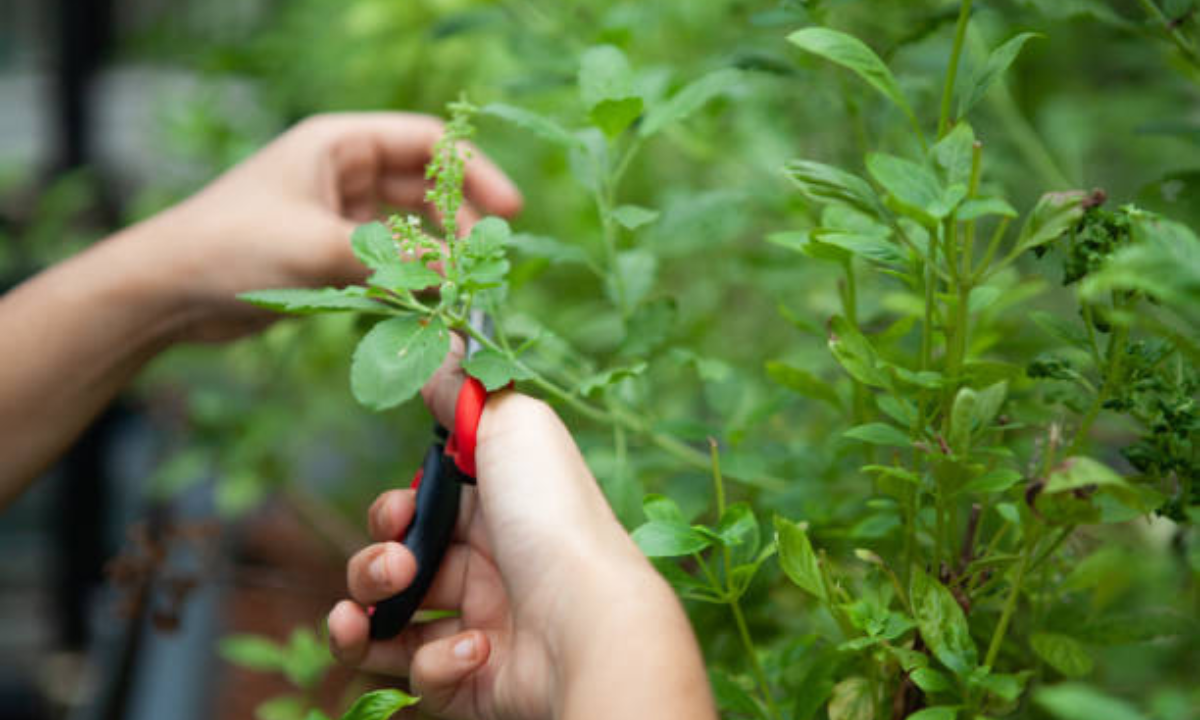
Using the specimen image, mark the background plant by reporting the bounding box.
[8,1,1196,719]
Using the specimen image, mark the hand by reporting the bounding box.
[327,346,716,720]
[121,112,521,342]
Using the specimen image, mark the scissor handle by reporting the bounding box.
[368,439,465,640]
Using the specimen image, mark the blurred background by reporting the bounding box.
[0,0,1196,719]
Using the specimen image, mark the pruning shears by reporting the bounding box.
[369,309,490,640]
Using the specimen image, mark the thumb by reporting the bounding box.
[409,629,491,713]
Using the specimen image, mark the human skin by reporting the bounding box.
[328,344,718,720]
[0,112,521,507]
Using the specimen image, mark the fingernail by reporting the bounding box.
[369,552,389,585]
[453,637,476,661]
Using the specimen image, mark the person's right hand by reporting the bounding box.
[327,346,717,720]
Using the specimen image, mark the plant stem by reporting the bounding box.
[984,539,1032,668]
[1062,297,1130,458]
[730,595,781,720]
[938,0,974,138]
[1137,0,1200,65]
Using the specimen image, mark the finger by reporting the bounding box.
[368,489,416,543]
[410,629,491,713]
[420,331,467,428]
[377,175,433,211]
[311,112,522,216]
[454,202,482,238]
[327,599,371,665]
[356,617,465,676]
[347,542,417,605]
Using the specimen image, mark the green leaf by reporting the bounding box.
[910,569,978,677]
[828,316,891,389]
[813,231,906,266]
[958,197,1018,221]
[238,287,387,316]
[958,33,1043,118]
[785,160,883,217]
[351,222,398,272]
[1043,457,1141,509]
[775,516,827,601]
[256,695,306,720]
[281,628,333,689]
[1030,310,1090,349]
[462,348,532,391]
[844,422,911,447]
[643,494,686,523]
[715,503,760,553]
[612,204,661,230]
[1014,191,1087,255]
[509,233,590,265]
[338,689,420,720]
[949,387,978,452]
[579,45,636,109]
[766,361,841,408]
[910,667,953,693]
[933,121,976,186]
[632,520,712,557]
[1081,213,1200,309]
[827,676,873,720]
[1033,683,1148,720]
[578,362,647,397]
[369,263,442,292]
[787,28,918,134]
[960,468,1023,495]
[908,708,958,720]
[708,670,761,717]
[640,68,741,138]
[867,153,963,221]
[1031,632,1095,678]
[482,103,582,148]
[219,635,284,671]
[304,711,332,720]
[350,316,450,411]
[590,96,643,138]
[609,249,658,309]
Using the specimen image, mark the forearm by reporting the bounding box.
[0,224,188,505]
[554,565,717,720]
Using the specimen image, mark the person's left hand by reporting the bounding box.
[123,112,521,342]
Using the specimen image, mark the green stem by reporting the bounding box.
[984,539,1033,668]
[730,596,781,720]
[938,0,975,138]
[1062,299,1130,458]
[1137,0,1200,65]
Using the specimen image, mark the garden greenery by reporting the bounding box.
[130,1,1200,718]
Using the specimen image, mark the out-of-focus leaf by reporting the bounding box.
[1031,632,1094,678]
[641,68,741,138]
[1033,683,1148,720]
[338,689,420,720]
[958,33,1043,117]
[482,103,582,148]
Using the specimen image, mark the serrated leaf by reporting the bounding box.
[369,263,442,292]
[1015,191,1087,255]
[462,348,532,391]
[612,204,661,230]
[351,316,449,411]
[844,422,911,447]
[579,45,636,109]
[239,287,387,316]
[338,689,420,720]
[958,33,1043,118]
[784,160,882,217]
[590,96,643,137]
[787,28,917,134]
[867,152,963,221]
[1031,632,1094,678]
[640,68,741,138]
[911,569,978,677]
[632,520,712,557]
[219,635,284,671]
[482,103,582,148]
[351,222,398,271]
[775,516,827,601]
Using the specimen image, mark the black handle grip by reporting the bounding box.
[369,441,463,640]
